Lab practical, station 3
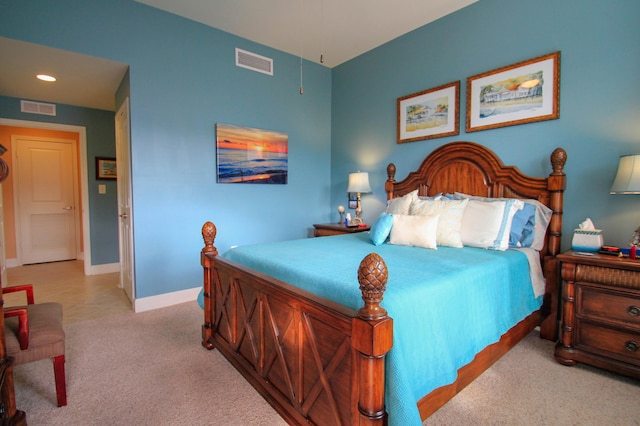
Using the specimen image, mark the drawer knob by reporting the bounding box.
[627,306,640,317]
[625,340,639,352]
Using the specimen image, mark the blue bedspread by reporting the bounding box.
[222,232,541,425]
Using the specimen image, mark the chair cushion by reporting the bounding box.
[5,302,65,365]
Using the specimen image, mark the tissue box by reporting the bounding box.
[571,229,603,252]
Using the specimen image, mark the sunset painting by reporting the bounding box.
[216,123,288,184]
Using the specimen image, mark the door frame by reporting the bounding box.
[11,135,81,265]
[0,118,93,274]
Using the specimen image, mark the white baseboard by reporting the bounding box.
[6,258,115,275]
[6,257,200,314]
[134,287,201,313]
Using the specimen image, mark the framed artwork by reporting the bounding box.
[397,81,460,143]
[466,51,560,132]
[216,123,288,184]
[95,157,117,180]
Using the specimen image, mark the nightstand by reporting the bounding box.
[312,223,371,237]
[555,250,640,379]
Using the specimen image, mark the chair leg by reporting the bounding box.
[53,355,67,407]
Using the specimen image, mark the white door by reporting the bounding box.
[115,98,135,303]
[13,137,79,264]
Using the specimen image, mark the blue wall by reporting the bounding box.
[0,96,120,264]
[0,0,332,298]
[332,0,640,250]
[3,0,639,301]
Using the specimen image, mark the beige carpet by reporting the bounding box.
[12,302,640,425]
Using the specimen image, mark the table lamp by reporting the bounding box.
[347,171,371,225]
[610,154,640,254]
[610,154,640,195]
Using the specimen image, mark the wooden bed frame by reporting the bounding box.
[201,141,567,425]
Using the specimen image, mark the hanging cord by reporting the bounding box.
[299,57,304,95]
[320,0,324,64]
[299,0,304,94]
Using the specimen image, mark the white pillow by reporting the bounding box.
[460,199,523,250]
[386,190,418,215]
[454,192,551,251]
[388,214,439,249]
[409,198,468,248]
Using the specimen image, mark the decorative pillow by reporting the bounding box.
[509,202,536,247]
[418,192,443,200]
[526,200,552,251]
[386,190,418,215]
[388,214,438,249]
[369,213,394,246]
[454,192,551,250]
[409,198,468,248]
[460,199,523,250]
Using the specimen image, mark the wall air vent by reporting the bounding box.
[20,100,56,116]
[236,48,273,76]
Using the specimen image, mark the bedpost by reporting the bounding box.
[201,221,217,350]
[385,163,397,200]
[547,148,567,257]
[540,148,567,341]
[352,253,393,425]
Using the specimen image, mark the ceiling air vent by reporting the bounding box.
[20,100,56,116]
[236,48,273,76]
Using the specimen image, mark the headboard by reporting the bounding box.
[384,142,567,340]
[384,141,567,257]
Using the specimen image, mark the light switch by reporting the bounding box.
[98,184,106,194]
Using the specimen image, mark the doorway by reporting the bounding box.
[12,135,80,264]
[0,119,92,273]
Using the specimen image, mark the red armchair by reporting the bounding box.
[3,285,66,407]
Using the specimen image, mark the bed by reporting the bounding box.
[200,141,567,425]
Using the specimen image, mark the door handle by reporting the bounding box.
[63,206,73,210]
[120,213,128,219]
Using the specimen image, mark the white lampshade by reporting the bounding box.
[610,155,640,194]
[347,171,371,193]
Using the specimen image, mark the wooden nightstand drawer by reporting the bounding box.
[577,321,640,366]
[312,223,370,237]
[578,285,640,328]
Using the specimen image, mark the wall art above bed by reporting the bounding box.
[216,123,288,184]
[466,51,560,132]
[397,81,460,143]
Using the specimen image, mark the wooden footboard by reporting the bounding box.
[201,222,393,425]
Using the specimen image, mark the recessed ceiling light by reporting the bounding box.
[36,74,56,82]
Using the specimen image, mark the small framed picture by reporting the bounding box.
[96,157,117,180]
[348,193,358,209]
[397,81,460,143]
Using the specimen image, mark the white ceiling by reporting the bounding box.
[0,0,475,111]
[0,37,129,112]
[134,0,477,68]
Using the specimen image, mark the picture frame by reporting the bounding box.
[216,123,288,184]
[95,157,117,180]
[397,81,460,143]
[466,51,560,133]
[348,193,358,209]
